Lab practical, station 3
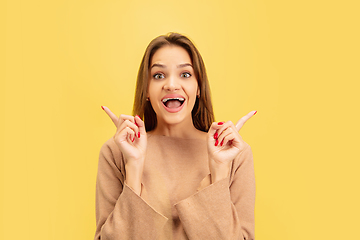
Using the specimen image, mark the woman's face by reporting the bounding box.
[147,45,199,127]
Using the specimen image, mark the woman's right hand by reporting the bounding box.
[102,106,147,166]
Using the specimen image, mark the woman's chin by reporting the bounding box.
[153,101,196,128]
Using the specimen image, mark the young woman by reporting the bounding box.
[95,33,256,240]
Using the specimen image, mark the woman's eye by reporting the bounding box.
[181,72,192,78]
[153,73,164,79]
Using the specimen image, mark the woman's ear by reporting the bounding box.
[197,88,200,98]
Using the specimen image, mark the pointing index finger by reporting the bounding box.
[235,110,257,131]
[101,106,119,127]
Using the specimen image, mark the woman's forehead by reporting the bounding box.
[151,45,192,66]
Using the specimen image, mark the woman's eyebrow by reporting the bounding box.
[150,63,165,69]
[150,63,193,69]
[177,63,193,68]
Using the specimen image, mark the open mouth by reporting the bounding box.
[161,97,185,109]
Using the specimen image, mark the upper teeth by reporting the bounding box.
[162,97,185,103]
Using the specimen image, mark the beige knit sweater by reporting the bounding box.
[94,134,255,240]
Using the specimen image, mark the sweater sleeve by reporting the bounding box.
[94,139,168,240]
[174,144,255,240]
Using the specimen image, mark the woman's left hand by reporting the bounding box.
[207,110,257,183]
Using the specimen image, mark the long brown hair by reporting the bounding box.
[132,32,214,132]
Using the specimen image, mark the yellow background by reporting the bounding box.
[1,0,359,239]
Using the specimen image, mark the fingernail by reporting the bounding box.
[253,111,257,115]
[218,122,224,125]
[220,139,224,146]
[132,137,135,142]
[138,132,140,138]
[214,132,218,139]
[101,106,104,110]
[215,139,218,146]
[136,115,141,120]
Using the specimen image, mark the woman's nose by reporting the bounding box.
[163,75,180,91]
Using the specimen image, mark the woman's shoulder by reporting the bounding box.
[99,137,124,168]
[100,137,118,153]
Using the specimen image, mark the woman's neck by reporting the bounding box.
[150,119,206,140]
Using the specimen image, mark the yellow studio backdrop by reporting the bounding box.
[1,0,359,239]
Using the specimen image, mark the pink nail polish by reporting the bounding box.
[214,132,218,139]
[215,139,218,146]
[138,132,140,138]
[218,122,224,125]
[101,106,104,110]
[253,111,257,115]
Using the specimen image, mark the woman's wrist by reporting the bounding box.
[125,162,144,195]
[209,159,231,184]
